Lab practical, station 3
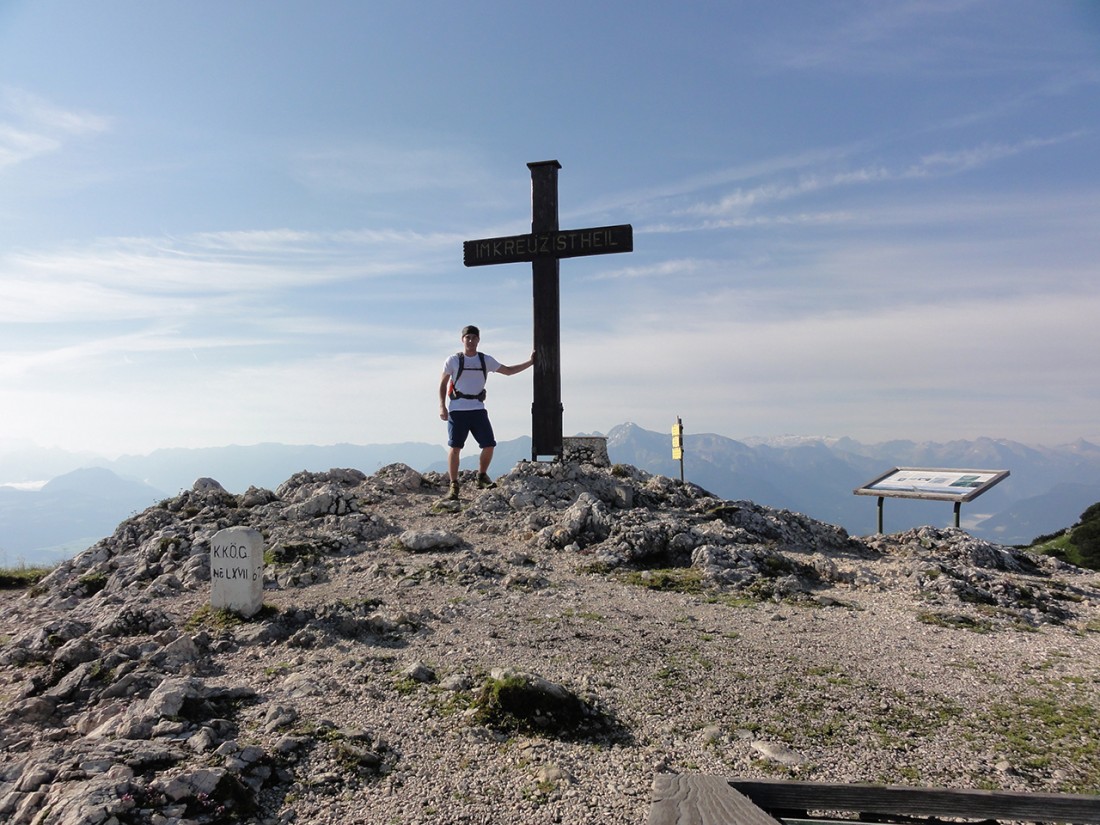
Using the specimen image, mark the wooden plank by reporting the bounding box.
[462,224,633,266]
[649,774,781,825]
[529,161,562,460]
[729,779,1100,824]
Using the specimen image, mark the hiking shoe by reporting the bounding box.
[477,473,497,489]
[445,482,460,500]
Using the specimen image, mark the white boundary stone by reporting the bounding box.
[210,527,264,617]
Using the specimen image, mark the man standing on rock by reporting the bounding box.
[439,325,534,500]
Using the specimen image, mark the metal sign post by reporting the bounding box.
[463,160,634,461]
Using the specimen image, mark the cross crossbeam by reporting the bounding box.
[463,224,633,267]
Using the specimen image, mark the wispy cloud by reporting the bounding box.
[0,124,60,169]
[0,224,457,325]
[2,87,111,134]
[0,327,272,380]
[683,170,888,217]
[663,133,1079,226]
[571,144,866,220]
[906,133,1085,176]
[587,258,705,282]
[186,227,461,257]
[759,0,1011,75]
[926,68,1100,133]
[0,86,110,171]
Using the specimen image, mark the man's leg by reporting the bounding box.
[445,412,469,500]
[448,447,461,482]
[445,448,462,499]
[470,411,498,489]
[478,446,494,476]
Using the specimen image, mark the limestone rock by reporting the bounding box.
[396,528,462,552]
[2,460,1097,824]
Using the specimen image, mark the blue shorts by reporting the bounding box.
[447,409,497,449]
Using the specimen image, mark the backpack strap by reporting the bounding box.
[449,352,488,401]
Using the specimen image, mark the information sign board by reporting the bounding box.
[855,468,1010,502]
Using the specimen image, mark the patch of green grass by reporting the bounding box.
[1031,531,1079,565]
[705,593,760,608]
[1035,650,1073,670]
[870,690,964,749]
[617,567,705,594]
[0,564,54,590]
[983,686,1100,790]
[894,765,925,784]
[184,603,278,631]
[77,571,109,596]
[917,610,994,633]
[576,561,614,575]
[267,542,328,565]
[806,664,854,687]
[1048,579,1085,603]
[392,676,421,695]
[469,672,595,736]
[655,663,682,684]
[185,605,247,632]
[561,608,604,621]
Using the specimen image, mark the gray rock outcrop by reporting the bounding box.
[2,460,1098,824]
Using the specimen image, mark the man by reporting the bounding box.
[438,325,534,500]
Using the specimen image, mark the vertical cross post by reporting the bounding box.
[529,160,563,460]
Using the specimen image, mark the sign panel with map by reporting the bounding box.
[854,468,1010,502]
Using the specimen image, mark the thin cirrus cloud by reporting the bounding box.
[0,86,110,170]
[0,225,456,325]
[679,134,1078,221]
[755,0,1043,76]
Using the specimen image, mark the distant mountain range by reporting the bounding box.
[0,467,165,567]
[3,425,1100,565]
[603,424,1100,545]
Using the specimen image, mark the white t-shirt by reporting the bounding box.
[443,351,501,411]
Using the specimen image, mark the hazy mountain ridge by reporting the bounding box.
[3,427,1099,563]
[0,468,165,566]
[612,425,1100,543]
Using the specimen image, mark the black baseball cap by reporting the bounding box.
[461,325,480,337]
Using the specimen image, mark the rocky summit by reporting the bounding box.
[2,460,1100,825]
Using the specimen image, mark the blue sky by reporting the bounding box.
[1,0,1098,457]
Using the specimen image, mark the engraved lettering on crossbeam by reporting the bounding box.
[463,224,632,266]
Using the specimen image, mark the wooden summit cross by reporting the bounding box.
[463,160,633,461]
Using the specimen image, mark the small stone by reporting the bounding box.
[401,661,436,683]
[700,725,723,744]
[274,736,310,754]
[751,740,806,766]
[397,529,461,552]
[441,673,473,691]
